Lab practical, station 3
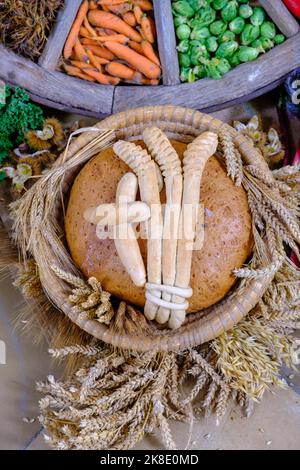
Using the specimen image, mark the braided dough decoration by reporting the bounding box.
[143,127,183,325]
[169,131,218,329]
[113,141,163,320]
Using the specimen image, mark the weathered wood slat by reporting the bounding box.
[260,0,300,38]
[38,0,82,71]
[153,0,180,85]
[1,32,300,118]
[113,33,300,112]
[0,44,114,115]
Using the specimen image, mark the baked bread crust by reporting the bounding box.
[65,140,253,313]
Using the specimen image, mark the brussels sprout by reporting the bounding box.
[190,44,210,65]
[221,1,238,22]
[187,68,196,83]
[193,64,207,78]
[229,16,245,34]
[260,37,274,50]
[188,0,213,11]
[250,7,265,27]
[212,0,228,9]
[173,1,195,18]
[216,40,238,58]
[217,57,231,74]
[206,36,219,52]
[206,57,231,79]
[190,26,210,40]
[188,18,201,29]
[176,39,190,53]
[274,34,285,45]
[238,4,253,19]
[251,38,265,53]
[218,30,236,43]
[178,52,191,67]
[174,16,188,27]
[188,6,216,28]
[190,39,206,47]
[260,21,276,39]
[176,24,191,40]
[209,20,227,36]
[180,67,189,82]
[229,51,240,66]
[238,46,259,62]
[241,24,260,45]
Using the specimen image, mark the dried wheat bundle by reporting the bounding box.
[38,257,298,449]
[37,345,232,450]
[219,130,243,186]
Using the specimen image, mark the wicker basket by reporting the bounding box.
[24,106,274,352]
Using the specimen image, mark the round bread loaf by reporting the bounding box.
[65,140,253,313]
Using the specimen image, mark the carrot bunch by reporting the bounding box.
[62,0,161,85]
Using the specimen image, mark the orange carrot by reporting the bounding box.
[84,44,115,60]
[81,38,98,45]
[74,40,89,62]
[70,60,94,69]
[98,0,126,4]
[64,0,89,59]
[141,78,159,85]
[86,49,102,70]
[82,68,121,85]
[133,5,143,24]
[73,55,109,65]
[128,39,143,54]
[63,64,96,81]
[89,1,97,9]
[140,15,154,43]
[91,34,129,44]
[79,26,91,38]
[105,61,136,79]
[96,27,116,35]
[122,11,136,27]
[84,15,97,37]
[141,40,160,66]
[94,56,109,64]
[106,4,132,15]
[104,41,160,78]
[88,10,142,42]
[133,0,153,11]
[81,33,128,44]
[148,15,156,40]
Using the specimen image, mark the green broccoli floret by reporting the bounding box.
[0,85,44,164]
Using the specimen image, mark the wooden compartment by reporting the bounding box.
[0,0,299,116]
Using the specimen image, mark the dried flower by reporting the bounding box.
[2,163,32,192]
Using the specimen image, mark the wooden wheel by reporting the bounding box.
[0,0,299,117]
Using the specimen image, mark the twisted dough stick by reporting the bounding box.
[143,127,183,324]
[169,131,218,329]
[113,141,163,320]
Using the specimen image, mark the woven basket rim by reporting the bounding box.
[32,106,273,351]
